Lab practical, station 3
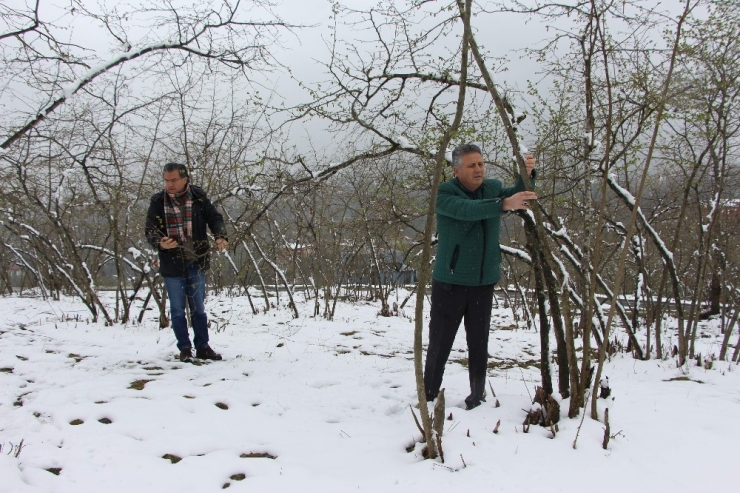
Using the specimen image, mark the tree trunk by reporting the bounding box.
[412,0,471,461]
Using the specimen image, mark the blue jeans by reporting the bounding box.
[163,265,209,350]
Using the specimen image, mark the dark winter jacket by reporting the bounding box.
[432,172,535,286]
[145,185,227,277]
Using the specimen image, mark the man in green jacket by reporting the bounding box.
[424,143,537,409]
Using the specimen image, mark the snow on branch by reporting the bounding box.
[3,242,48,297]
[211,185,264,205]
[703,192,719,233]
[2,42,190,150]
[249,233,298,318]
[79,244,143,274]
[500,244,531,263]
[2,6,297,151]
[54,264,86,300]
[606,173,674,263]
[545,222,584,259]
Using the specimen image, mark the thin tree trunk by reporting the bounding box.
[541,248,570,397]
[562,285,582,417]
[719,305,739,361]
[329,244,365,320]
[242,239,270,312]
[251,234,298,319]
[412,0,471,461]
[648,152,708,361]
[732,327,740,363]
[578,4,600,416]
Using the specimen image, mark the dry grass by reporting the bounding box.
[664,376,705,384]
[240,452,277,459]
[128,379,153,390]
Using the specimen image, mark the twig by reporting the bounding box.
[602,408,610,450]
[488,380,497,398]
[572,392,590,449]
[519,367,532,401]
[409,404,425,436]
[493,419,501,434]
[460,454,467,468]
[5,439,25,458]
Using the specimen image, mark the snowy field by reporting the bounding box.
[0,291,737,492]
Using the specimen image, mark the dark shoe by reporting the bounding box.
[179,348,193,362]
[196,345,223,361]
[465,394,486,410]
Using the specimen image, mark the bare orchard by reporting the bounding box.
[1,0,739,453]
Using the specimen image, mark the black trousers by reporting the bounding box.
[424,280,495,402]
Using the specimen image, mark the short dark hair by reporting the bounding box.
[163,162,188,178]
[451,144,482,168]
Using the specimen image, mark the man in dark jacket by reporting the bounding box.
[424,144,537,409]
[145,163,228,362]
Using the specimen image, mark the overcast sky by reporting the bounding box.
[2,0,687,160]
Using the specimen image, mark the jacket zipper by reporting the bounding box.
[478,185,487,285]
[480,219,487,285]
[450,244,460,274]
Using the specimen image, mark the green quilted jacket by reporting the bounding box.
[432,172,534,286]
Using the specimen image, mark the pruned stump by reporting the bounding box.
[525,386,560,429]
[432,388,446,437]
[533,386,560,426]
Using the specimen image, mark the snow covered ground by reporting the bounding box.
[1,291,737,492]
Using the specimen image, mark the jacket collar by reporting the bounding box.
[453,177,484,198]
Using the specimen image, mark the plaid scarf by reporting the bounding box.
[163,185,193,244]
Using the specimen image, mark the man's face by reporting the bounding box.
[454,152,485,191]
[163,170,188,194]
